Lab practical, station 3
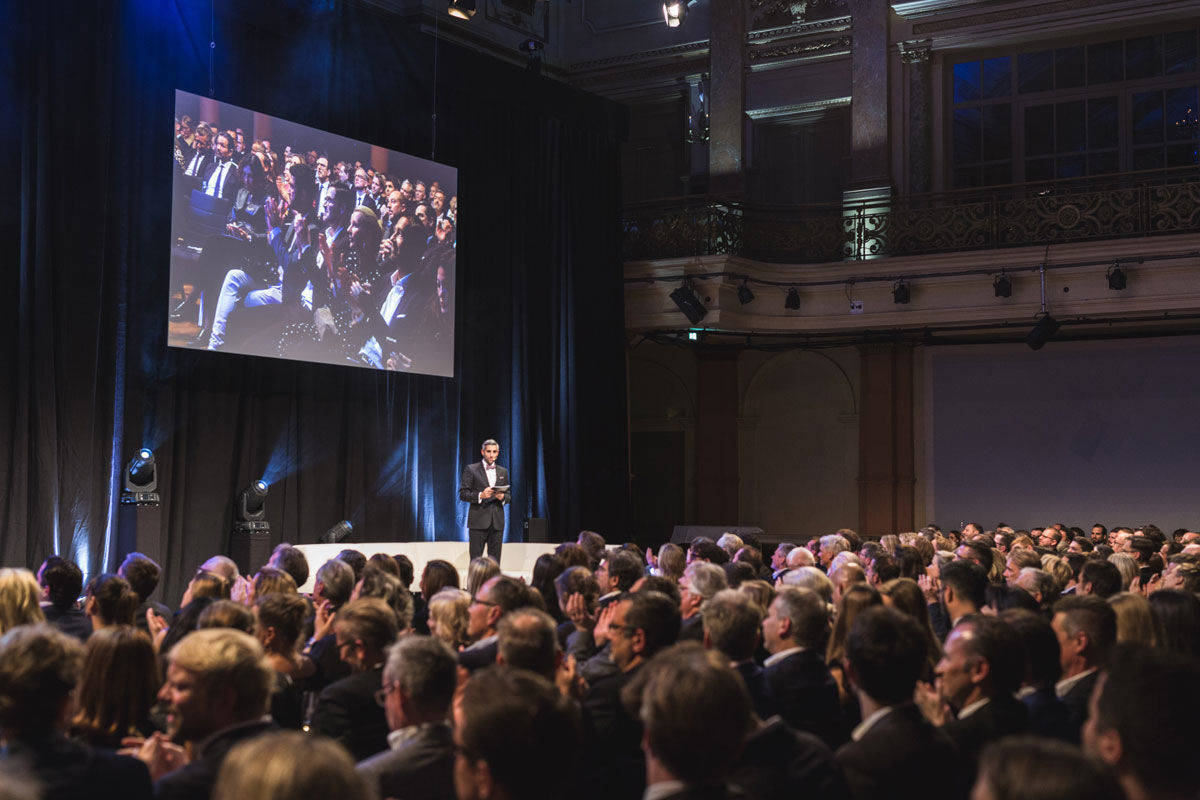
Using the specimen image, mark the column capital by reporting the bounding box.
[898,39,933,64]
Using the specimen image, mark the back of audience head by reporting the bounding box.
[429,587,471,649]
[200,555,240,585]
[1147,588,1200,657]
[1001,609,1062,690]
[454,666,580,800]
[896,546,926,580]
[1106,592,1158,647]
[576,530,607,566]
[529,554,566,610]
[634,573,682,605]
[735,579,773,616]
[315,558,355,608]
[335,598,399,669]
[1084,644,1200,800]
[845,606,929,704]
[975,736,1124,800]
[199,599,256,633]
[382,635,456,731]
[465,557,500,597]
[554,542,591,569]
[785,546,816,571]
[213,730,375,800]
[0,569,46,634]
[828,583,882,664]
[0,624,82,738]
[654,543,685,581]
[722,560,758,588]
[1106,553,1137,590]
[940,559,988,615]
[355,564,414,631]
[688,538,729,566]
[554,565,599,615]
[701,589,762,662]
[420,558,460,599]
[71,624,159,744]
[37,557,82,611]
[1079,559,1122,598]
[117,552,162,603]
[497,607,560,680]
[336,549,368,581]
[780,565,833,603]
[1052,594,1116,674]
[255,592,308,655]
[252,566,298,599]
[85,573,139,627]
[268,543,310,588]
[185,568,231,604]
[377,552,405,582]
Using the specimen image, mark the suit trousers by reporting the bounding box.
[469,528,503,562]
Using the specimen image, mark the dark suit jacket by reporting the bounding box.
[731,716,850,800]
[458,636,498,672]
[458,461,509,531]
[582,666,644,800]
[942,694,1029,781]
[678,614,704,642]
[655,786,749,800]
[311,667,390,762]
[199,158,240,201]
[155,719,276,800]
[356,722,456,800]
[1022,685,1074,742]
[1,733,153,800]
[734,660,777,722]
[1059,670,1099,744]
[835,703,965,800]
[43,604,93,641]
[763,649,844,747]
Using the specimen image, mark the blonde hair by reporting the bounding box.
[737,580,775,615]
[465,557,500,597]
[428,588,471,649]
[0,569,45,634]
[213,730,376,800]
[1107,554,1138,590]
[1108,592,1158,647]
[1041,555,1073,594]
[167,629,273,720]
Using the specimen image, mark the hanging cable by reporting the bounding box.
[431,7,440,161]
[209,0,216,97]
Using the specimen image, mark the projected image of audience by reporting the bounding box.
[169,90,456,377]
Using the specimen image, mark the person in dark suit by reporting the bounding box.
[0,624,153,800]
[127,627,276,800]
[459,439,509,561]
[198,132,240,202]
[729,715,851,800]
[701,589,776,720]
[1051,594,1116,743]
[835,607,966,800]
[915,615,1028,784]
[36,556,92,642]
[117,552,171,637]
[762,586,844,747]
[459,575,532,672]
[311,598,398,762]
[1002,608,1074,741]
[356,635,457,800]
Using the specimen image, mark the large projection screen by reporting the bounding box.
[926,338,1200,532]
[169,90,457,376]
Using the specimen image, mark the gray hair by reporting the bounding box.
[819,534,849,555]
[716,533,744,556]
[481,438,499,449]
[786,547,815,569]
[1015,568,1057,604]
[771,586,830,649]
[701,590,762,661]
[780,566,833,603]
[315,559,355,607]
[1107,553,1137,590]
[498,608,560,680]
[383,635,458,717]
[685,562,729,603]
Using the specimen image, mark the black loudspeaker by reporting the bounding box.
[525,517,549,543]
[229,527,272,575]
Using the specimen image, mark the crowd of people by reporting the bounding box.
[1,520,1198,800]
[171,114,456,371]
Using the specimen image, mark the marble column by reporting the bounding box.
[857,343,915,537]
[708,0,746,196]
[696,350,740,524]
[901,40,933,195]
[847,0,890,190]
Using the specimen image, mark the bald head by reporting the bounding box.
[786,547,815,570]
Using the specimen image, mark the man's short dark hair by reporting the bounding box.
[1126,536,1155,564]
[117,552,160,602]
[86,574,139,625]
[846,606,928,704]
[315,559,355,607]
[1053,594,1116,666]
[722,561,757,588]
[625,590,681,657]
[1094,644,1200,798]
[458,667,580,800]
[958,541,993,570]
[605,550,643,592]
[487,575,533,616]
[384,635,457,718]
[391,554,414,588]
[772,586,829,650]
[38,557,83,610]
[870,552,901,584]
[638,575,681,605]
[1079,559,1122,598]
[1001,609,1062,688]
[940,560,988,609]
[498,608,560,679]
[336,549,367,581]
[272,544,309,588]
[702,590,762,662]
[336,598,399,652]
[688,539,729,565]
[956,615,1024,695]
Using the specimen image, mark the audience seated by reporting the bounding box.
[974,736,1124,800]
[677,561,727,641]
[213,730,374,800]
[0,568,46,634]
[118,552,172,635]
[70,625,161,748]
[701,589,774,720]
[761,586,843,746]
[1051,594,1116,742]
[37,556,91,640]
[459,575,531,671]
[1001,609,1073,742]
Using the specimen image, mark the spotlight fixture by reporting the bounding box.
[1107,262,1127,290]
[669,278,707,324]
[1025,314,1060,351]
[321,520,354,545]
[124,449,157,494]
[993,273,1012,298]
[737,280,755,305]
[447,0,476,19]
[237,480,269,523]
[662,0,686,26]
[784,287,801,309]
[893,279,911,304]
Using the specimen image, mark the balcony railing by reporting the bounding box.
[622,166,1200,264]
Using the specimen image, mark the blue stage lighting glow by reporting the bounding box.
[139,448,152,460]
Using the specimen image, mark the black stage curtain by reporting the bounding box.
[2,1,629,602]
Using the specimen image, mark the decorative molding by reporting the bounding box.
[749,35,850,63]
[891,0,995,18]
[746,96,852,120]
[571,57,710,92]
[569,40,709,72]
[579,0,666,35]
[897,39,933,63]
[747,15,851,42]
[911,0,1125,35]
[749,0,849,31]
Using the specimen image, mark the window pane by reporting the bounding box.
[1056,101,1086,153]
[954,106,981,164]
[982,56,1012,98]
[1166,142,1200,167]
[1019,51,1054,93]
[1133,90,1164,146]
[1057,155,1086,178]
[982,163,1012,186]
[1125,35,1163,80]
[954,61,981,103]
[1025,104,1055,156]
[1026,158,1054,182]
[1056,46,1085,88]
[1088,151,1119,175]
[1088,40,1124,85]
[954,166,981,188]
[1133,146,1164,170]
[1165,30,1197,75]
[1165,86,1199,141]
[1088,96,1119,148]
[982,104,1012,160]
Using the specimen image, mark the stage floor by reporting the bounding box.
[294,541,558,593]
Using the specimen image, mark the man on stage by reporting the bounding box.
[459,439,509,562]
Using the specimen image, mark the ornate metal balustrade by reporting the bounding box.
[622,167,1200,264]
